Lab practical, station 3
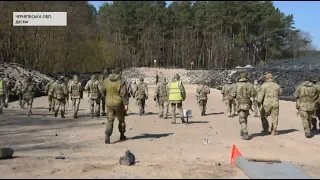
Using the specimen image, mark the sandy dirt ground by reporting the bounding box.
[1,84,320,179]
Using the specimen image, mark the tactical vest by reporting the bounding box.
[169,81,183,101]
[237,83,251,104]
[71,82,81,98]
[0,80,4,96]
[55,83,65,100]
[23,83,35,100]
[158,83,168,98]
[223,84,234,100]
[136,83,146,99]
[89,80,99,99]
[105,79,122,106]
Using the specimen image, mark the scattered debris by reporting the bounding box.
[119,150,135,166]
[55,156,65,160]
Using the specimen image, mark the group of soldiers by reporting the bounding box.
[2,69,320,143]
[221,72,320,140]
[0,74,36,116]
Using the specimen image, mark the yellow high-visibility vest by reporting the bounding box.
[169,81,183,101]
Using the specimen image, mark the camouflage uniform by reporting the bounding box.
[294,80,320,138]
[21,76,36,116]
[221,79,237,117]
[45,79,55,111]
[50,76,68,118]
[102,67,129,144]
[13,74,25,108]
[257,74,282,136]
[196,84,210,116]
[69,75,83,118]
[66,78,73,113]
[232,73,256,140]
[252,80,260,117]
[0,76,8,114]
[135,77,148,116]
[99,74,107,116]
[168,74,186,124]
[154,77,169,118]
[85,75,102,118]
[312,81,320,131]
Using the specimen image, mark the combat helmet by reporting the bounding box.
[239,72,247,82]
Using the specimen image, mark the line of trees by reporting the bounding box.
[0,1,318,73]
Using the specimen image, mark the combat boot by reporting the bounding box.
[311,127,317,132]
[73,113,78,119]
[271,130,277,136]
[54,111,58,117]
[61,111,65,118]
[49,107,51,112]
[181,118,186,124]
[305,132,313,138]
[241,132,250,140]
[105,134,110,144]
[159,114,163,118]
[102,112,106,117]
[120,133,127,141]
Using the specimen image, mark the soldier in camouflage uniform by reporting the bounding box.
[50,76,68,118]
[85,75,102,118]
[69,75,83,119]
[232,72,256,140]
[252,80,260,117]
[168,74,186,124]
[294,79,320,138]
[257,73,282,136]
[154,76,169,118]
[45,79,55,111]
[99,74,107,116]
[66,77,73,114]
[102,67,129,144]
[135,77,148,116]
[21,76,36,116]
[196,84,211,116]
[221,79,237,117]
[0,76,8,114]
[12,74,25,109]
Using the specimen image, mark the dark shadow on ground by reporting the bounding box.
[205,112,225,116]
[130,133,174,140]
[186,121,209,124]
[251,129,299,138]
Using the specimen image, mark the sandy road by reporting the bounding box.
[1,84,320,179]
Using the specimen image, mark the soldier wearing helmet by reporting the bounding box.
[50,76,68,118]
[45,79,56,111]
[221,78,237,117]
[99,74,107,117]
[21,75,36,116]
[232,72,256,140]
[135,77,149,115]
[252,80,260,117]
[68,75,83,118]
[85,74,102,118]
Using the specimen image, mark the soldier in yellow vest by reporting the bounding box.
[0,76,8,114]
[102,67,129,144]
[168,74,186,124]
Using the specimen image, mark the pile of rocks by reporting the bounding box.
[0,62,52,93]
